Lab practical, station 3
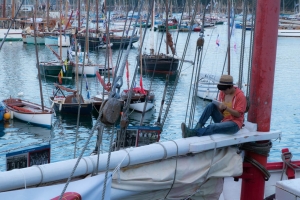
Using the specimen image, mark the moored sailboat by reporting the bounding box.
[2,98,53,128]
[50,83,92,115]
[0,1,299,200]
[2,2,54,128]
[137,0,180,75]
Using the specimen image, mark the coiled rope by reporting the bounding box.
[280,151,300,181]
[239,141,272,180]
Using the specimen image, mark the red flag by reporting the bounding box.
[58,73,62,84]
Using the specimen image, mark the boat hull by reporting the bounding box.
[50,97,93,115]
[75,64,98,77]
[44,36,57,46]
[108,35,139,49]
[0,29,22,41]
[2,99,53,128]
[121,88,155,112]
[157,25,178,32]
[137,55,179,75]
[76,35,104,50]
[278,29,300,37]
[23,34,45,44]
[129,102,154,112]
[39,61,73,78]
[196,74,220,100]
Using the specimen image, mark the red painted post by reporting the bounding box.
[241,0,280,200]
[248,0,280,128]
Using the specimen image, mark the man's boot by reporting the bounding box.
[194,122,203,129]
[181,123,198,138]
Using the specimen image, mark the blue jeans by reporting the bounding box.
[196,103,240,136]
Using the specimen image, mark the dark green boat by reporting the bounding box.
[39,61,73,79]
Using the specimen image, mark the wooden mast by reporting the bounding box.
[46,0,49,31]
[150,0,155,55]
[33,0,45,111]
[59,0,62,59]
[78,0,81,30]
[11,0,15,20]
[227,0,231,75]
[165,0,169,54]
[2,0,6,18]
[96,0,99,37]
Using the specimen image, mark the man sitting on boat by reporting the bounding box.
[181,75,247,138]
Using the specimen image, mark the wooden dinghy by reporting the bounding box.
[2,98,53,128]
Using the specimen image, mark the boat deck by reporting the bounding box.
[187,121,281,153]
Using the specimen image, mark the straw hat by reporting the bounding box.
[218,75,233,85]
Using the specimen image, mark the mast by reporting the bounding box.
[33,0,45,111]
[59,0,62,59]
[150,0,155,55]
[227,0,231,75]
[165,0,169,55]
[78,0,81,30]
[46,0,49,31]
[240,0,280,199]
[2,0,6,18]
[11,0,15,20]
[96,0,99,37]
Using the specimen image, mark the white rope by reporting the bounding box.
[164,140,179,199]
[33,165,44,185]
[18,169,27,189]
[111,149,132,184]
[81,157,90,174]
[155,142,168,159]
[112,148,132,176]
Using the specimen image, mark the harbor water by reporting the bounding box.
[0,24,299,171]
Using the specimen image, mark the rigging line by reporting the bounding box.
[156,75,169,125]
[112,6,135,85]
[101,125,115,200]
[120,62,140,130]
[162,0,182,75]
[185,45,200,126]
[160,1,200,128]
[188,0,214,127]
[190,46,205,128]
[94,125,104,176]
[110,2,144,98]
[104,2,111,84]
[163,140,179,199]
[188,1,205,127]
[57,2,103,200]
[246,0,257,98]
[238,0,248,89]
[145,0,173,82]
[184,141,219,200]
[114,2,145,148]
[137,1,156,125]
[32,0,45,112]
[74,0,91,159]
[58,99,105,200]
[0,0,25,50]
[174,1,205,128]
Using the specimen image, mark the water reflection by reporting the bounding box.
[3,119,51,139]
[0,122,4,137]
[52,113,93,135]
